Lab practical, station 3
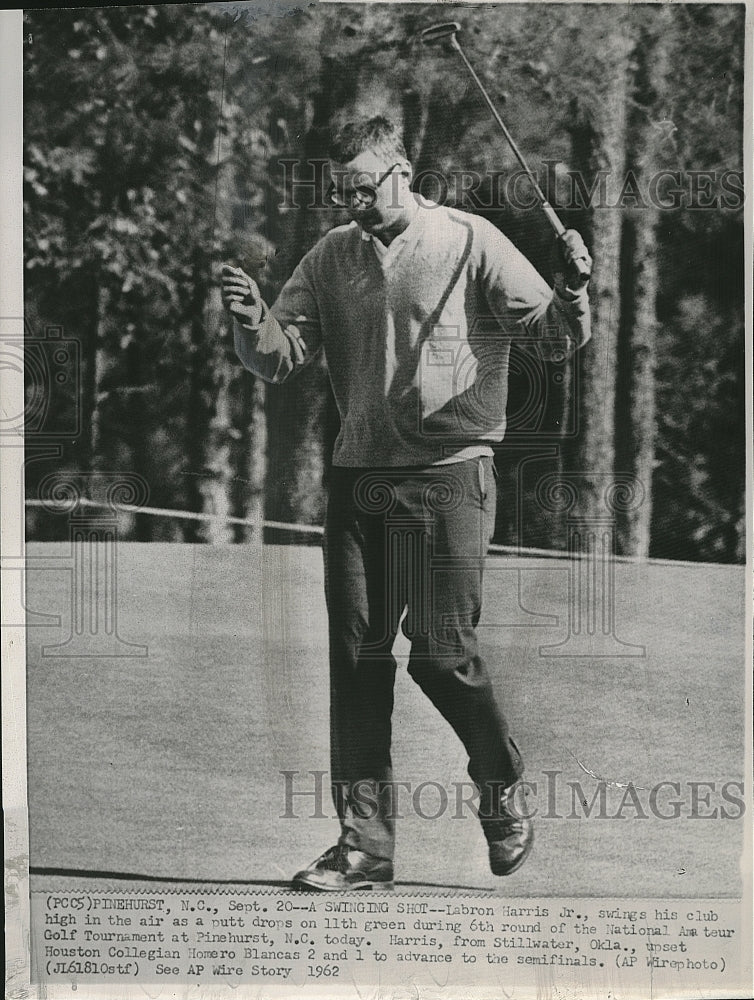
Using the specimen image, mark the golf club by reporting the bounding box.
[421,21,591,285]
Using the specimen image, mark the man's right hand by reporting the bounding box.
[221,264,264,325]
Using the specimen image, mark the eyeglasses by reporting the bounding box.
[326,163,401,209]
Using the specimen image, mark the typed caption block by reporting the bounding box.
[31,890,749,995]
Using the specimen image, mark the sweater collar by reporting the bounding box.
[359,194,428,246]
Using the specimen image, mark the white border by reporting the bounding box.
[3,2,753,998]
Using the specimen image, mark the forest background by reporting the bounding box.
[22,2,746,562]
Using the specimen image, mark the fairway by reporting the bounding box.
[26,542,746,898]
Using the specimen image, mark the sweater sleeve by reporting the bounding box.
[476,217,591,358]
[233,251,322,384]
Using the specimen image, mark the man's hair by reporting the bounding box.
[328,115,407,164]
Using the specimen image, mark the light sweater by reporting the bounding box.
[233,202,591,467]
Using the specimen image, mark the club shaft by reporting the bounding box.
[450,36,565,237]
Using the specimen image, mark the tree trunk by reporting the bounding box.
[553,354,575,546]
[230,370,266,543]
[122,317,153,541]
[183,113,239,544]
[80,272,105,480]
[262,91,331,532]
[616,10,672,557]
[184,269,234,544]
[616,215,658,557]
[568,24,632,524]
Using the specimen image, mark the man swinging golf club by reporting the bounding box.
[222,108,591,890]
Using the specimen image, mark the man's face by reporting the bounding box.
[327,148,412,236]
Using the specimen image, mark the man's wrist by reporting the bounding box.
[234,299,268,330]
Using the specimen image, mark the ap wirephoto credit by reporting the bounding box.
[2,1,752,998]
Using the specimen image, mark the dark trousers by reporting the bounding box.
[324,457,523,860]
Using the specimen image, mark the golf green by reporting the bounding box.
[26,543,746,897]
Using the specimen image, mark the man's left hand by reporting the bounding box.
[553,230,592,294]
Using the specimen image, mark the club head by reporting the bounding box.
[420,21,461,46]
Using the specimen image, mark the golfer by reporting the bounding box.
[221,116,592,891]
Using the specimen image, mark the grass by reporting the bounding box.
[26,542,746,897]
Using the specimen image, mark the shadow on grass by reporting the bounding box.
[31,867,493,892]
